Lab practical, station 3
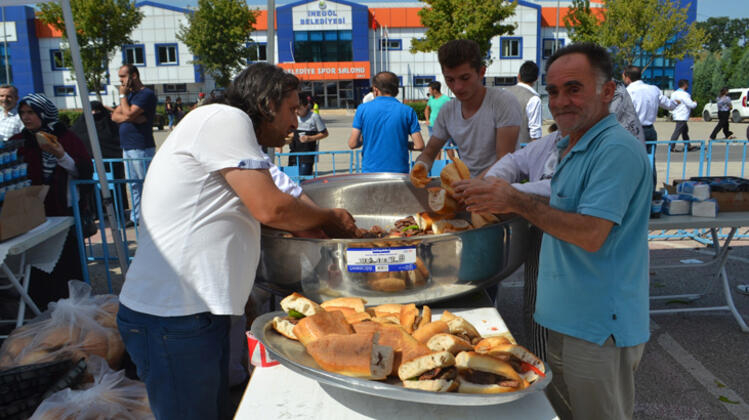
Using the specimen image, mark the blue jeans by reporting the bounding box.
[167,113,175,129]
[117,304,232,420]
[123,147,155,224]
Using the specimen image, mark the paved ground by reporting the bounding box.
[102,117,749,419]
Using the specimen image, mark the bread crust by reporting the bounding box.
[454,351,527,391]
[426,333,474,354]
[397,350,455,381]
[292,310,353,346]
[305,333,393,380]
[321,297,367,313]
[412,320,450,344]
[280,292,323,317]
[428,187,458,215]
[272,316,298,340]
[403,379,457,392]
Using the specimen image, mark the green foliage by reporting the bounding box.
[38,0,144,100]
[695,17,749,53]
[58,110,82,128]
[692,52,718,108]
[564,0,707,72]
[728,48,749,88]
[410,0,517,62]
[178,0,257,88]
[405,100,427,120]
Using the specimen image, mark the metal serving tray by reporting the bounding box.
[250,309,551,406]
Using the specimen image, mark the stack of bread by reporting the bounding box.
[0,281,124,373]
[270,293,545,393]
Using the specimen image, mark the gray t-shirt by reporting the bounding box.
[432,88,522,176]
[297,111,326,133]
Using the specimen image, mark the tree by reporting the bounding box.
[695,17,749,53]
[410,0,517,61]
[38,0,143,101]
[564,0,706,72]
[692,52,718,107]
[178,0,257,88]
[728,48,749,88]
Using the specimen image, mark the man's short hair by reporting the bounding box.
[438,39,484,72]
[0,84,18,97]
[212,62,299,131]
[518,61,539,84]
[120,63,140,79]
[299,92,310,107]
[545,42,613,85]
[624,66,642,82]
[428,81,441,92]
[678,79,689,88]
[373,71,399,96]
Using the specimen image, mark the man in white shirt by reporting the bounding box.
[0,85,23,142]
[505,61,543,142]
[669,79,698,152]
[116,63,358,420]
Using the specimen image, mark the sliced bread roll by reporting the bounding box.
[280,292,323,317]
[305,332,394,380]
[426,333,474,354]
[428,187,458,215]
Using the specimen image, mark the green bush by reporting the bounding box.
[59,110,83,127]
[405,100,427,120]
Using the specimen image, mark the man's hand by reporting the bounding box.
[322,208,360,238]
[118,83,128,96]
[410,161,430,188]
[300,134,314,143]
[453,177,518,214]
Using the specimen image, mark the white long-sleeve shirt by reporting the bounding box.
[484,131,561,197]
[670,89,697,121]
[626,80,677,126]
[517,83,543,139]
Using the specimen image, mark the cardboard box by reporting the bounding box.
[665,180,749,212]
[0,185,48,241]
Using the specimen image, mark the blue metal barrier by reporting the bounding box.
[274,150,355,182]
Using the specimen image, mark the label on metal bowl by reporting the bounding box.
[346,246,417,272]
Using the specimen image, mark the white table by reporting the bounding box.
[649,212,749,332]
[0,217,73,336]
[235,307,559,420]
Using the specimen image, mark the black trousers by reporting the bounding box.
[709,110,733,139]
[523,226,547,361]
[670,120,691,149]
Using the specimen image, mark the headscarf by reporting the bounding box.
[19,93,61,184]
[19,93,61,133]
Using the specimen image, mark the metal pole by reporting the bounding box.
[60,0,130,274]
[267,0,275,65]
[555,0,560,49]
[2,7,9,84]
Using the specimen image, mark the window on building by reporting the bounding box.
[163,83,187,93]
[122,45,145,66]
[500,38,522,59]
[493,77,517,86]
[0,45,10,84]
[156,44,178,66]
[247,42,267,63]
[53,85,76,96]
[542,39,564,58]
[294,30,352,63]
[50,49,69,71]
[380,39,402,50]
[89,84,107,95]
[413,76,435,87]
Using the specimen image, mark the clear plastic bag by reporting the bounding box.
[0,280,123,371]
[30,356,154,420]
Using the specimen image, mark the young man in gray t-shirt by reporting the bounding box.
[411,39,522,182]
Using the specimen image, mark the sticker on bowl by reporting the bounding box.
[346,246,417,272]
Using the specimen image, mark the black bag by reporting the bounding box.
[77,185,98,239]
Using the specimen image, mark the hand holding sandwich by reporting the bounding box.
[453,177,518,214]
[35,132,65,159]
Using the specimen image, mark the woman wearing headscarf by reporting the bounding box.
[12,93,93,309]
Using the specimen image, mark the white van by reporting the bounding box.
[702,88,749,123]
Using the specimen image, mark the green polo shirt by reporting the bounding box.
[535,114,652,347]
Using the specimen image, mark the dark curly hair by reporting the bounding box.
[207,63,300,134]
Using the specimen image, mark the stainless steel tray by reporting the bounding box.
[250,311,552,406]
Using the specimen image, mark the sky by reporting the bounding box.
[156,0,749,21]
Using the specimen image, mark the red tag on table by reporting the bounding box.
[246,331,280,367]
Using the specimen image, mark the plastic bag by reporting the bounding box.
[30,356,154,420]
[0,280,123,371]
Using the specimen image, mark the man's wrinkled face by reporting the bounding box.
[546,53,614,139]
[0,88,18,112]
[442,62,486,103]
[260,90,300,147]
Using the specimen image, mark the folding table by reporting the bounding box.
[0,217,73,337]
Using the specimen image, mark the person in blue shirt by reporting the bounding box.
[112,64,157,226]
[347,72,424,173]
[454,43,651,420]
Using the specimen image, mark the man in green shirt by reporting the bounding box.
[424,81,453,159]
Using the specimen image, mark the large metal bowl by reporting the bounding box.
[256,173,529,305]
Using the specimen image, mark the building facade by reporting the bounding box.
[0,0,696,110]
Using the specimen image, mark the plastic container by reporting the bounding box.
[651,191,664,218]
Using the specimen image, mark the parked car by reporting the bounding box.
[702,88,749,123]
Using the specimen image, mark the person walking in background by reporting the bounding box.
[13,93,93,309]
[112,64,157,226]
[175,97,185,122]
[285,94,328,177]
[0,84,23,142]
[505,60,543,142]
[348,71,424,173]
[669,79,698,152]
[165,96,176,130]
[311,96,320,114]
[425,81,451,137]
[709,87,735,141]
